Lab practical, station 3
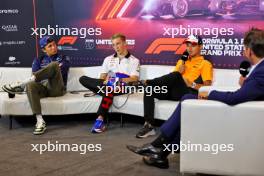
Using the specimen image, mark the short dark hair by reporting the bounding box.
[111,33,126,42]
[244,28,264,58]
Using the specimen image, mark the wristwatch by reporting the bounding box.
[191,82,197,89]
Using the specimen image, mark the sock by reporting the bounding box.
[19,75,36,88]
[144,121,154,128]
[151,133,170,148]
[36,114,45,125]
[97,115,104,120]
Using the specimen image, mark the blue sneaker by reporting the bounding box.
[91,119,106,133]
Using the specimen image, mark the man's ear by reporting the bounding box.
[123,41,127,46]
[42,48,46,53]
[249,48,253,58]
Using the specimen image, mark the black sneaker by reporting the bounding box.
[136,123,156,138]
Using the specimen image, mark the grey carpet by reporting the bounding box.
[0,115,187,176]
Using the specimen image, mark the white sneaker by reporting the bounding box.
[2,82,25,94]
[33,122,46,135]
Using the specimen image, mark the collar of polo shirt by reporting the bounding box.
[114,52,131,59]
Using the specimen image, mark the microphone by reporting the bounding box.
[239,60,251,77]
[181,50,189,63]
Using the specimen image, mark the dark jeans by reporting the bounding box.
[161,94,198,143]
[144,72,197,125]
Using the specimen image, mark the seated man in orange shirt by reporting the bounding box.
[136,35,213,138]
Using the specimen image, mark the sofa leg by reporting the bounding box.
[9,115,13,130]
[120,114,124,128]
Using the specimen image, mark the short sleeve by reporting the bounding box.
[173,60,183,72]
[130,59,140,77]
[201,60,213,82]
[101,57,109,74]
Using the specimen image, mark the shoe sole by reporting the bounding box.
[136,129,156,138]
[2,85,24,95]
[142,156,169,169]
[91,126,106,133]
[33,127,47,135]
[126,145,158,157]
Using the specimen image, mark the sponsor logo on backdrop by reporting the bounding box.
[0,9,19,14]
[202,38,244,57]
[57,36,78,51]
[2,25,18,32]
[145,37,244,57]
[4,56,21,65]
[85,39,95,49]
[31,25,102,38]
[145,25,242,57]
[95,39,135,49]
[58,36,77,45]
[0,40,26,46]
[145,38,186,54]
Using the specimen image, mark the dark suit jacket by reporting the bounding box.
[208,59,264,105]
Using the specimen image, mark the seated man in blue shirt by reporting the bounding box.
[127,28,264,169]
[2,36,70,135]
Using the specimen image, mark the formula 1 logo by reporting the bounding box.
[145,38,186,54]
[58,36,78,45]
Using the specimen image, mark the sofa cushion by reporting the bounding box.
[1,92,102,115]
[111,93,179,120]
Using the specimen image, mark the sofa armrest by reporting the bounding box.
[180,99,264,175]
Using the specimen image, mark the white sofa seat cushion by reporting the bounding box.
[1,92,103,115]
[40,92,102,115]
[111,93,179,120]
[1,93,33,115]
[1,90,179,120]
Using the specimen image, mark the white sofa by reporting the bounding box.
[0,65,179,120]
[0,65,240,118]
[3,65,264,175]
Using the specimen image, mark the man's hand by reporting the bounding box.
[178,64,185,74]
[198,91,209,100]
[239,76,246,87]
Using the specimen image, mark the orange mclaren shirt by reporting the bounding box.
[173,55,213,83]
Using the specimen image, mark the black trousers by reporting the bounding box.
[144,72,197,125]
[79,76,121,119]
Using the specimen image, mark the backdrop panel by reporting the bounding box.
[1,0,264,69]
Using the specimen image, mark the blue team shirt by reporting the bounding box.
[32,54,70,87]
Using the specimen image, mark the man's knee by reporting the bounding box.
[26,82,38,93]
[171,71,181,77]
[48,62,60,70]
[79,76,88,85]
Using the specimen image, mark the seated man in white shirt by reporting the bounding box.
[79,33,140,133]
